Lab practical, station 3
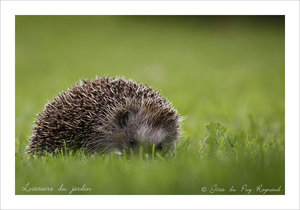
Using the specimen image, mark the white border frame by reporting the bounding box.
[1,1,299,209]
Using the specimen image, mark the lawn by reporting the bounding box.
[15,15,285,194]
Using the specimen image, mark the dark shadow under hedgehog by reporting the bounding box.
[27,77,182,155]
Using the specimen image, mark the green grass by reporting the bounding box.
[15,16,284,195]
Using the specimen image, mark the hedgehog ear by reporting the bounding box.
[120,111,131,128]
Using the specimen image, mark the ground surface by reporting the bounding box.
[15,16,284,194]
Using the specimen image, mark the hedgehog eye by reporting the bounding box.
[120,111,131,128]
[156,143,163,150]
[130,139,136,147]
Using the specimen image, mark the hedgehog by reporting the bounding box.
[27,76,182,155]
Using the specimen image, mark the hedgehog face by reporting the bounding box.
[112,108,179,153]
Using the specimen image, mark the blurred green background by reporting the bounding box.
[15,16,284,194]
